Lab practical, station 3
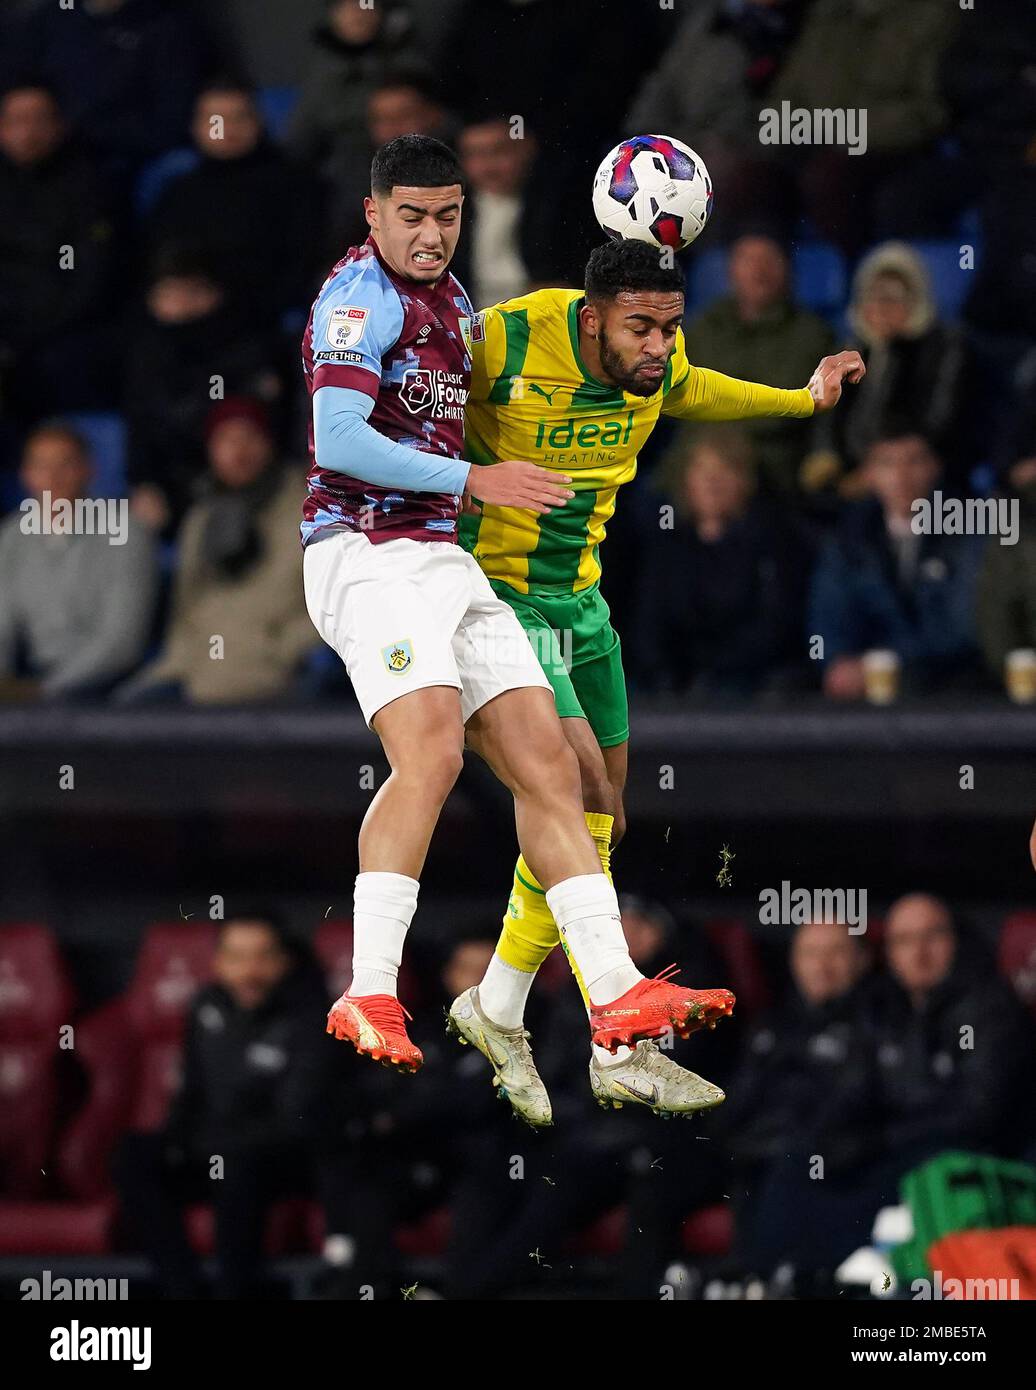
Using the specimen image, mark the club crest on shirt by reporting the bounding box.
[470,312,486,344]
[383,639,414,673]
[458,316,473,352]
[326,305,369,349]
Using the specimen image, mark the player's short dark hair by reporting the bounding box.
[371,134,465,197]
[584,240,686,304]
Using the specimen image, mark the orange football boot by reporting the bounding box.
[589,965,735,1053]
[326,993,423,1072]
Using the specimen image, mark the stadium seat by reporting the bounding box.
[0,924,76,1197]
[703,918,771,1019]
[185,1197,313,1258]
[54,922,217,1202]
[134,147,200,217]
[257,86,300,143]
[685,247,728,313]
[682,1202,734,1257]
[0,1197,117,1256]
[564,1205,626,1257]
[64,412,128,500]
[999,913,1036,1017]
[791,241,848,320]
[909,239,972,322]
[394,1205,451,1258]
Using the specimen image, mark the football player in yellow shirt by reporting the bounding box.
[447,239,864,1123]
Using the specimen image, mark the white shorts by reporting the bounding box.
[303,531,553,727]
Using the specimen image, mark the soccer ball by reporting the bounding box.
[592,134,713,252]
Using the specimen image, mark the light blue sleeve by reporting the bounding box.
[310,261,404,391]
[314,386,472,494]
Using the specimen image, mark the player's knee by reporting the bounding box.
[399,736,464,802]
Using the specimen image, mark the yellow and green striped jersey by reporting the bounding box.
[459,288,814,594]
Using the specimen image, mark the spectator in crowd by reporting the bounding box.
[447,111,586,309]
[125,251,284,533]
[635,428,809,699]
[0,83,121,421]
[811,243,969,493]
[0,423,157,701]
[119,398,316,706]
[286,0,424,186]
[147,79,323,318]
[976,444,1036,686]
[442,899,734,1298]
[683,234,833,493]
[319,935,533,1300]
[115,912,334,1299]
[625,917,877,1293]
[869,893,1036,1164]
[770,0,960,252]
[325,69,456,253]
[625,0,807,239]
[443,0,663,174]
[808,430,985,700]
[4,0,206,177]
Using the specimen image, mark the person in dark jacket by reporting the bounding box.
[812,243,970,493]
[115,912,334,1299]
[809,430,985,699]
[3,0,206,177]
[869,893,1036,1165]
[0,84,121,421]
[286,0,425,187]
[124,250,285,535]
[636,427,810,699]
[440,900,734,1299]
[623,918,879,1293]
[147,79,323,320]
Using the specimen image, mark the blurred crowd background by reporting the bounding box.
[1,0,1035,706]
[1,0,1035,1302]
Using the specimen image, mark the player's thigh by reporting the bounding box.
[465,685,581,801]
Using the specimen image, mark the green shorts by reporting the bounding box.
[490,579,629,748]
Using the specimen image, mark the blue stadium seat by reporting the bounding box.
[135,148,200,218]
[684,247,730,313]
[65,412,128,500]
[790,241,847,320]
[909,239,972,322]
[258,86,300,143]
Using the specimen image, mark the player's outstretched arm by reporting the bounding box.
[466,461,575,516]
[806,351,866,412]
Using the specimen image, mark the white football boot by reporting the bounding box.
[590,1039,725,1116]
[446,986,552,1128]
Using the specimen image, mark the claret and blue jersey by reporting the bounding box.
[301,236,475,545]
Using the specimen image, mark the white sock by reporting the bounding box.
[476,953,535,1029]
[544,874,642,1006]
[348,871,419,997]
[593,1040,634,1066]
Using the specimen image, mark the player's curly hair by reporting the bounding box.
[584,240,686,302]
[371,134,465,196]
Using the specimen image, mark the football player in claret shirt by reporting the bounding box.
[302,137,736,1095]
[449,239,865,1120]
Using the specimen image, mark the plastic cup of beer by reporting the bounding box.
[1005,648,1036,704]
[862,649,900,705]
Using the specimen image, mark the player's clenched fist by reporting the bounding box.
[807,350,866,412]
[466,460,575,515]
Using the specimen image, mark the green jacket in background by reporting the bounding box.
[976,493,1036,678]
[771,0,958,155]
[683,295,834,493]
